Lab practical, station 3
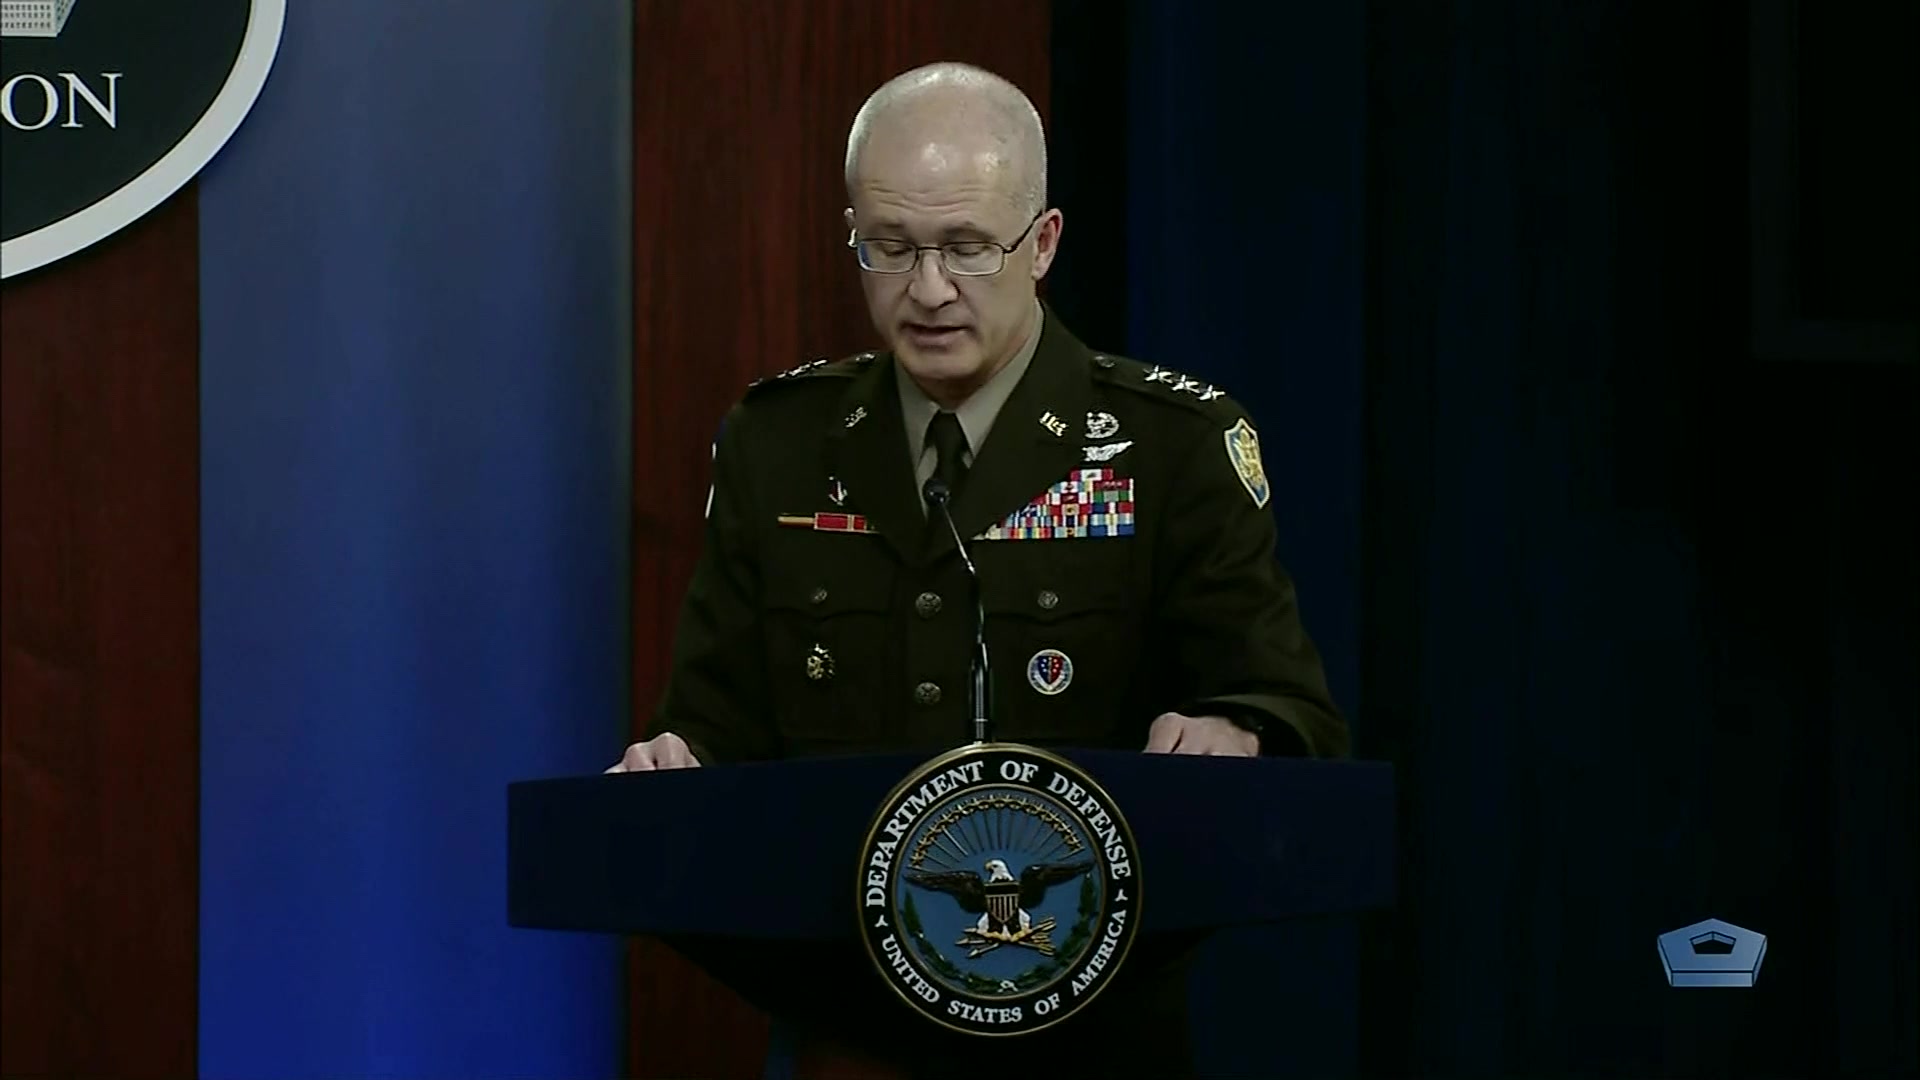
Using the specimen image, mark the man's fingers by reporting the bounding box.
[1144,715,1259,757]
[1171,733,1211,755]
[655,733,700,769]
[1143,714,1184,753]
[607,734,700,773]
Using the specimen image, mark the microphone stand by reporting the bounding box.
[924,479,992,744]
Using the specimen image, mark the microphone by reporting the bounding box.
[923,477,992,744]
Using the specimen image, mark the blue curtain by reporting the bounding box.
[197,3,632,1077]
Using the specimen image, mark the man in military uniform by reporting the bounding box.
[613,63,1343,773]
[610,61,1346,1077]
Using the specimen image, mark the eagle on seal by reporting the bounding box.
[905,858,1094,935]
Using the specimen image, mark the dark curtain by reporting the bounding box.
[1056,4,1370,1075]
[1362,2,1916,1074]
[1052,0,1918,1075]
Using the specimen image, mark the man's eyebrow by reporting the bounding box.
[859,220,996,240]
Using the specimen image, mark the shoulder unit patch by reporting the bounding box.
[1223,418,1270,508]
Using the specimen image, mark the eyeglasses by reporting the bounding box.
[848,210,1044,276]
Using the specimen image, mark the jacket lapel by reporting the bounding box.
[943,311,1092,552]
[830,309,1098,565]
[825,359,926,565]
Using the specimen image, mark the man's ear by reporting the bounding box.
[1031,209,1064,280]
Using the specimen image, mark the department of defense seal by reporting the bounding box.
[857,743,1141,1037]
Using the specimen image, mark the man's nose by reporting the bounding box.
[907,249,958,306]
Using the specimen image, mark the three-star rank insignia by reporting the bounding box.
[778,357,831,379]
[1142,365,1227,401]
[857,743,1141,1037]
[1223,418,1270,508]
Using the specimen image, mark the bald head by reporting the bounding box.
[843,64,1060,408]
[844,62,1047,219]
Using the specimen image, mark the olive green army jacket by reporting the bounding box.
[653,308,1347,763]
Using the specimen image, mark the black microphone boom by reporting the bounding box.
[923,477,992,744]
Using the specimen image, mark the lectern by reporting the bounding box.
[508,748,1394,1076]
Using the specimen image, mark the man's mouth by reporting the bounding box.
[904,322,967,344]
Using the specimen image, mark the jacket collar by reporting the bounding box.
[827,304,1093,565]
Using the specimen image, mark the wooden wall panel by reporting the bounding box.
[629,3,1050,1075]
[0,190,201,1078]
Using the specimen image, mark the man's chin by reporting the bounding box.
[893,344,982,385]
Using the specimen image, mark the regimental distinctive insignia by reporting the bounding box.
[827,477,849,507]
[977,469,1135,540]
[1085,411,1120,439]
[858,744,1141,1037]
[1222,418,1270,508]
[777,512,880,534]
[1038,411,1069,438]
[1026,649,1073,695]
[1082,440,1134,463]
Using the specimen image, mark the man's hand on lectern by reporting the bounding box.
[1143,712,1259,757]
[605,732,701,772]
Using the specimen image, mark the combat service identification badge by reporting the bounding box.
[858,743,1141,1036]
